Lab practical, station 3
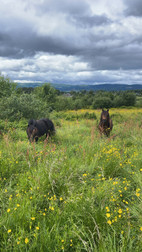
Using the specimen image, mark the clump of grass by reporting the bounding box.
[1,108,142,251]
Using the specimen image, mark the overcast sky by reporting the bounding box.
[0,0,142,85]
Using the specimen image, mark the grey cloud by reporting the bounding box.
[0,0,142,85]
[2,25,142,72]
[124,0,142,16]
[32,0,91,16]
[72,14,112,28]
[78,34,142,71]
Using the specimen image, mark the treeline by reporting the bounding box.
[0,75,141,121]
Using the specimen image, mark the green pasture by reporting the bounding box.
[0,108,142,251]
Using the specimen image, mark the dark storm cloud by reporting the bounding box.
[0,0,120,63]
[82,41,142,71]
[0,0,90,59]
[124,0,142,16]
[1,31,81,59]
[0,0,142,84]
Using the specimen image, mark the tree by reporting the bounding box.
[34,83,58,110]
[92,97,113,109]
[122,92,136,106]
[113,92,136,107]
[0,75,17,98]
[113,96,124,107]
[55,96,73,111]
[0,93,48,121]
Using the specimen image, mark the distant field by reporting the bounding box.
[1,108,142,251]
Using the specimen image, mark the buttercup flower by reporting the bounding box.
[25,238,29,244]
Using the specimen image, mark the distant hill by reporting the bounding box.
[17,83,142,92]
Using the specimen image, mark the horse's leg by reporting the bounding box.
[44,132,49,143]
[35,137,38,142]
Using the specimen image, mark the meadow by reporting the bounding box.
[1,108,142,251]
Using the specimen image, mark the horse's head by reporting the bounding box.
[100,109,110,125]
[27,124,38,142]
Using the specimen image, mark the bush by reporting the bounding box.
[113,92,136,107]
[0,93,49,121]
[92,97,113,109]
[0,75,16,98]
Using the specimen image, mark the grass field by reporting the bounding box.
[1,108,142,251]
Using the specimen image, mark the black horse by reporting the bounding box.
[27,118,55,142]
[99,109,113,137]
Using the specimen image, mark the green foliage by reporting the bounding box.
[1,109,142,251]
[55,96,73,111]
[113,92,136,107]
[52,110,97,121]
[93,97,113,109]
[0,75,17,98]
[122,92,136,106]
[0,93,49,121]
[0,74,139,122]
[34,83,58,110]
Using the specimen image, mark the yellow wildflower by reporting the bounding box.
[8,229,11,233]
[106,207,110,212]
[118,209,122,214]
[106,213,111,218]
[136,192,140,197]
[25,238,29,244]
[107,220,112,225]
[49,206,54,211]
[83,173,87,177]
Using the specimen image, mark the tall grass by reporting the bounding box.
[1,108,142,251]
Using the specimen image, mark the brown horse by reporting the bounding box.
[99,109,113,137]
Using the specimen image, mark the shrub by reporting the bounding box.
[0,93,49,121]
[92,97,113,109]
